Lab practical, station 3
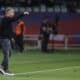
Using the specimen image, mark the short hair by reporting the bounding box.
[5,7,14,13]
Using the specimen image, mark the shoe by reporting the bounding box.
[0,68,5,75]
[5,69,15,76]
[4,69,11,73]
[0,68,15,76]
[4,72,15,76]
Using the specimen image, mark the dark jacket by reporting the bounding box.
[0,14,25,39]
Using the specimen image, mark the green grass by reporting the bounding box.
[0,50,80,80]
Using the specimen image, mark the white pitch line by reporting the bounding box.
[15,66,80,76]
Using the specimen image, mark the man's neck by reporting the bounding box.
[5,14,12,18]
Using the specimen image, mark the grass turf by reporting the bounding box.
[0,50,80,80]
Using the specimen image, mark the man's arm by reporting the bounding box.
[11,11,29,22]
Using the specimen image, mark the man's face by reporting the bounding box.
[7,9,15,18]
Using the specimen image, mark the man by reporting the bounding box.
[0,7,29,76]
[15,19,26,52]
[49,15,59,51]
[40,19,50,52]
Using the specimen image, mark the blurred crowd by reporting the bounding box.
[0,0,80,14]
[0,0,80,9]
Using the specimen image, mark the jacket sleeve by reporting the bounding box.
[11,14,25,22]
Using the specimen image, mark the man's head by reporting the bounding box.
[5,7,15,18]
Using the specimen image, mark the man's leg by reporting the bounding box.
[41,39,48,52]
[16,35,24,52]
[19,36,24,52]
[1,39,11,71]
[0,39,15,76]
[44,40,48,52]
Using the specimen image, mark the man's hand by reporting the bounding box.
[11,38,15,43]
[24,11,29,15]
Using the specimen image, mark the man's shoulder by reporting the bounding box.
[1,16,10,23]
[1,16,7,21]
[0,16,8,25]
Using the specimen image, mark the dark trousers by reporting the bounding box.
[15,35,24,52]
[41,38,48,52]
[0,39,11,71]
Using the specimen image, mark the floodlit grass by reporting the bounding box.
[0,50,80,80]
